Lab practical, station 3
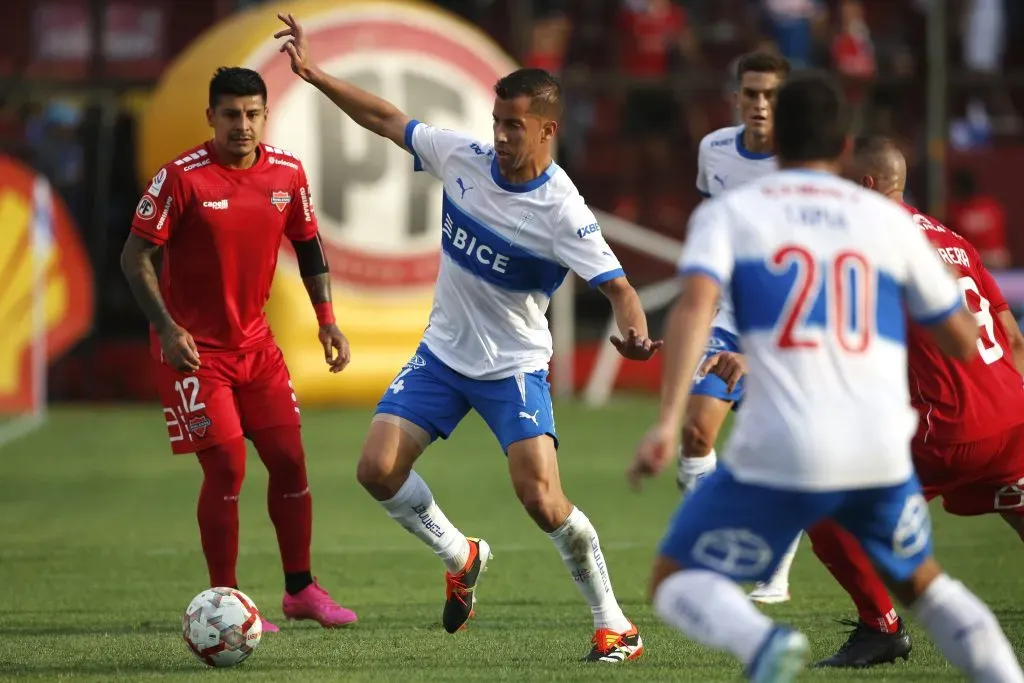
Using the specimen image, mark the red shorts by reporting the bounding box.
[156,344,300,454]
[914,421,1024,516]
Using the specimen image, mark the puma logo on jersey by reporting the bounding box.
[203,200,229,210]
[518,410,539,426]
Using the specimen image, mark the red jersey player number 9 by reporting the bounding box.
[956,275,1004,365]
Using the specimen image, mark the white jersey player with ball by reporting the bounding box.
[276,13,662,664]
[681,52,799,606]
[632,73,1024,683]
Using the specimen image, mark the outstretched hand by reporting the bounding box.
[610,327,663,361]
[274,13,314,80]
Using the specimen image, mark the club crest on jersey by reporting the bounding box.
[187,415,212,438]
[271,191,292,213]
[136,194,157,220]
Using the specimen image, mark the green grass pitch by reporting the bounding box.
[1,398,1021,681]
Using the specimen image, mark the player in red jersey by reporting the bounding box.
[806,136,1024,668]
[120,67,357,631]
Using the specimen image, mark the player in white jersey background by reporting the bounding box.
[276,14,661,664]
[629,73,1024,682]
[680,51,785,494]
[682,51,801,606]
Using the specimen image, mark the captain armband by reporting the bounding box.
[290,234,330,277]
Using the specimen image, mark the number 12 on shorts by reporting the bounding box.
[165,377,208,444]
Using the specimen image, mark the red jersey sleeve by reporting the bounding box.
[130,164,185,246]
[284,161,319,242]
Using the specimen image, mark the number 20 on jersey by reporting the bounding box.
[770,245,872,352]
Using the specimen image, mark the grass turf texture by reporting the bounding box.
[1,398,1021,681]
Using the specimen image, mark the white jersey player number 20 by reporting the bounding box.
[769,245,871,353]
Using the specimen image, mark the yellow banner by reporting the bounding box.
[0,156,94,411]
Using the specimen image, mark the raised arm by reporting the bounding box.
[275,13,410,149]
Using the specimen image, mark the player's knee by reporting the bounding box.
[355,450,406,500]
[251,428,307,487]
[682,420,715,458]
[197,440,247,493]
[886,556,943,608]
[514,478,570,531]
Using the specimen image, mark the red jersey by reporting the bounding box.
[617,3,686,77]
[131,142,318,353]
[902,204,1024,444]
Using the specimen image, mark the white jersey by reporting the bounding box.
[678,170,962,491]
[406,120,624,380]
[695,125,777,335]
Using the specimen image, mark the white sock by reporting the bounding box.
[912,573,1024,682]
[654,569,774,667]
[678,448,717,491]
[548,507,631,632]
[764,533,801,589]
[379,471,470,573]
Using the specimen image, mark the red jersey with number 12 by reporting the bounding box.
[131,141,318,354]
[903,204,1024,444]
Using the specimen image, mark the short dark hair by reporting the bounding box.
[209,67,267,109]
[736,51,791,81]
[775,72,849,163]
[494,68,563,120]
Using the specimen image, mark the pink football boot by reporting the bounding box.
[260,616,280,633]
[282,579,358,627]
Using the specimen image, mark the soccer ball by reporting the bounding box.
[182,587,263,667]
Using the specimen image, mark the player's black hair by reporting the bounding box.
[494,68,563,120]
[209,67,268,109]
[736,51,791,81]
[951,167,977,199]
[775,72,849,163]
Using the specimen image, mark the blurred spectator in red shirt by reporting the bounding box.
[948,167,1010,268]
[831,0,875,104]
[525,1,572,76]
[616,0,702,183]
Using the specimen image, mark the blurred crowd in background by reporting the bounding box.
[3,0,1024,398]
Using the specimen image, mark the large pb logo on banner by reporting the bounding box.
[138,0,517,403]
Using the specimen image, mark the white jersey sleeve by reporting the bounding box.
[404,119,481,179]
[677,199,734,285]
[899,213,963,323]
[553,196,624,286]
[695,138,711,198]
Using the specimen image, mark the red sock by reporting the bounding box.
[808,520,900,633]
[196,439,247,588]
[251,426,312,575]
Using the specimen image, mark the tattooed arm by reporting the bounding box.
[120,233,200,372]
